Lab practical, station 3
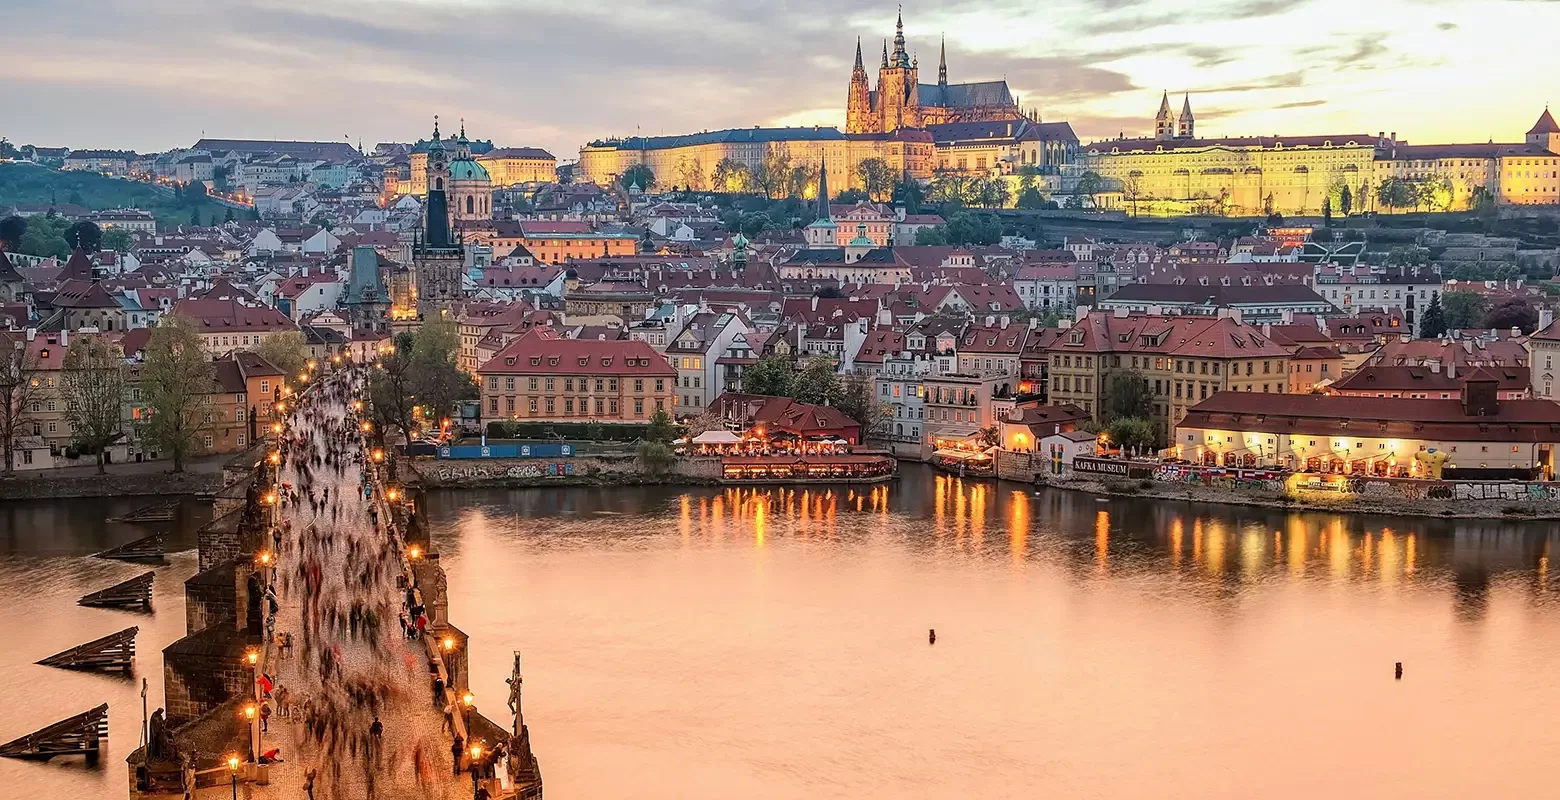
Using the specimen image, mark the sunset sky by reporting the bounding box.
[4,0,1557,158]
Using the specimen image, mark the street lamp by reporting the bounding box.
[226,753,240,800]
[372,449,385,463]
[406,544,422,561]
[461,691,474,709]
[271,422,283,435]
[442,636,455,652]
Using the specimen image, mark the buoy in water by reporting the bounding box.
[929,629,936,645]
[1395,662,1403,680]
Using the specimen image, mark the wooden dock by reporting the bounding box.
[0,703,108,762]
[108,500,180,524]
[37,627,138,672]
[93,533,166,563]
[78,571,155,610]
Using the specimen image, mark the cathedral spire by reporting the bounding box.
[817,160,830,218]
[853,36,864,74]
[432,114,441,142]
[938,35,947,86]
[1178,93,1195,139]
[891,7,909,68]
[881,39,889,69]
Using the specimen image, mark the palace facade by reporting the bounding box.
[1083,95,1560,215]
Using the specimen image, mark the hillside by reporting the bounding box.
[0,161,232,230]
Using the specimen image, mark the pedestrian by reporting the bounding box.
[451,734,464,777]
[369,715,382,757]
[304,767,316,800]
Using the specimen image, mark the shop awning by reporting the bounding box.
[691,430,743,444]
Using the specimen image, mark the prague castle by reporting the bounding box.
[845,12,1027,134]
[1082,92,1560,215]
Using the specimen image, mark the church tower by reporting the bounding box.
[804,161,837,248]
[1527,107,1560,155]
[414,116,466,320]
[1177,93,1195,139]
[845,38,873,134]
[876,10,920,132]
[1155,91,1176,141]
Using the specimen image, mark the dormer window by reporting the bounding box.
[505,357,516,366]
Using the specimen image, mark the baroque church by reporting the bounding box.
[410,117,466,319]
[845,11,1028,134]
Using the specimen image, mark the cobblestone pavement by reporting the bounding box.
[248,379,469,800]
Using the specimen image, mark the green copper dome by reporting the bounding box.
[448,158,490,182]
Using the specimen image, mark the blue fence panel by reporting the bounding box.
[438,443,574,459]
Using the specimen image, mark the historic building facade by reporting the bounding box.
[845,12,1027,135]
[410,119,466,319]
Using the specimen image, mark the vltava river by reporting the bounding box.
[2,468,1558,798]
[425,465,1560,800]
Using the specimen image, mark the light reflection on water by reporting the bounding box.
[425,466,1560,800]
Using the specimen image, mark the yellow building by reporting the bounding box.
[1045,311,1292,443]
[476,148,557,186]
[578,126,934,191]
[479,220,637,264]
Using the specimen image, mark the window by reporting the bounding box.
[489,397,499,412]
[260,380,270,394]
[655,379,665,392]
[237,433,246,447]
[203,434,213,448]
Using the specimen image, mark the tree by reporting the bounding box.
[1472,185,1498,232]
[711,158,748,193]
[791,357,839,406]
[1123,173,1144,217]
[65,220,103,253]
[1418,175,1453,212]
[739,212,771,239]
[1339,185,1353,217]
[741,353,795,396]
[0,334,44,476]
[856,158,895,202]
[1420,293,1447,339]
[636,408,677,476]
[677,157,706,192]
[915,225,949,246]
[189,208,202,227]
[945,211,1001,246]
[787,163,817,201]
[1104,369,1152,422]
[1482,297,1539,333]
[1322,198,1332,227]
[1376,178,1416,211]
[1441,292,1488,331]
[369,332,418,437]
[1016,185,1047,210]
[1075,171,1107,209]
[835,372,889,433]
[975,176,1010,209]
[1105,416,1157,454]
[621,164,655,191]
[140,316,216,473]
[254,331,308,378]
[102,228,133,253]
[410,318,477,429]
[892,177,925,214]
[62,336,125,474]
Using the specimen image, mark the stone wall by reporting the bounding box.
[404,454,723,488]
[0,470,222,501]
[185,564,237,635]
[162,629,250,727]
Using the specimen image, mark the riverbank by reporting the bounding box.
[0,468,222,500]
[1037,474,1560,519]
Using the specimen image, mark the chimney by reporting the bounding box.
[60,330,69,347]
[1539,308,1554,333]
[1446,360,1456,379]
[24,328,36,342]
[999,315,1010,328]
[1429,361,1440,374]
[811,296,819,311]
[1028,317,1039,330]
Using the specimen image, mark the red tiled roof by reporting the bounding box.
[1182,391,1560,442]
[476,329,673,376]
[170,299,297,333]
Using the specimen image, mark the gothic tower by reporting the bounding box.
[1527,107,1560,155]
[845,37,874,134]
[876,11,920,133]
[938,35,947,87]
[1177,93,1195,139]
[1155,91,1176,141]
[414,116,465,319]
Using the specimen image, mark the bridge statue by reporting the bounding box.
[506,651,544,797]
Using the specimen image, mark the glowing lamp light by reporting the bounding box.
[372,449,384,463]
[386,488,400,502]
[469,741,483,761]
[442,636,455,652]
[226,753,241,772]
[268,452,280,465]
[361,421,372,433]
[271,422,283,434]
[257,551,273,566]
[244,647,259,666]
[461,691,475,708]
[406,544,421,560]
[353,400,364,412]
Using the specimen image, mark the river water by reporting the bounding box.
[3,468,1559,798]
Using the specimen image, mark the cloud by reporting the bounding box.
[1197,71,1308,94]
[1275,100,1328,109]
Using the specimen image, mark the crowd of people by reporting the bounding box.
[259,366,459,799]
